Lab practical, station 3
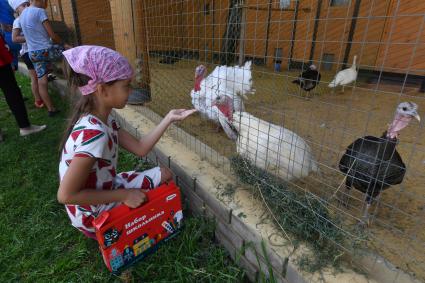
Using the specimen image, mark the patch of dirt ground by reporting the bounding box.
[144,58,425,281]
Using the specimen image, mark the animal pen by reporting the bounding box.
[57,0,425,281]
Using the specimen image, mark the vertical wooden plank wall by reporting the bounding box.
[185,1,201,58]
[75,0,115,49]
[57,0,75,30]
[110,0,137,67]
[198,0,213,61]
[133,0,151,89]
[129,0,425,75]
[144,0,184,53]
[244,0,269,61]
[265,4,294,68]
[349,0,391,70]
[376,0,425,75]
[309,1,353,70]
[292,0,317,65]
[46,0,78,45]
[212,0,230,60]
[46,0,63,21]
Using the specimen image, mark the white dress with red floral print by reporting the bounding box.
[59,114,161,235]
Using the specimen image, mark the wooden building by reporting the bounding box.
[49,0,425,76]
[46,0,114,49]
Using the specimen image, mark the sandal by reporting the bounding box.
[48,110,60,117]
[34,100,44,108]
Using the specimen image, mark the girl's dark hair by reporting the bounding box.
[59,59,96,152]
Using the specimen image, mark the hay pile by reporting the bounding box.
[230,155,364,271]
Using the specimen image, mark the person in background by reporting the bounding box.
[10,0,44,108]
[19,0,71,116]
[0,33,46,138]
[0,0,21,70]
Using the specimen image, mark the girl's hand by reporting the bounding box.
[123,189,147,208]
[166,109,197,123]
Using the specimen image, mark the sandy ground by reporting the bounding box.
[144,58,425,281]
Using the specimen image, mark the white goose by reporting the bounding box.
[190,62,254,123]
[328,55,358,92]
[214,97,319,181]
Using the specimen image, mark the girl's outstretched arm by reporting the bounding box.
[58,156,146,208]
[119,109,196,157]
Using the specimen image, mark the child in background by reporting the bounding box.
[10,0,44,108]
[57,46,196,239]
[19,0,71,116]
[0,0,21,70]
[0,32,46,137]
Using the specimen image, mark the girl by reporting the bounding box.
[19,0,71,116]
[57,46,196,239]
[10,0,44,108]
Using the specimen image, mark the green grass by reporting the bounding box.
[0,73,246,282]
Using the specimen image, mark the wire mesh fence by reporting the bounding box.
[53,0,425,281]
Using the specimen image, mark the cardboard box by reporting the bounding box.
[92,182,183,273]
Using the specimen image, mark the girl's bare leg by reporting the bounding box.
[29,69,42,102]
[38,74,56,111]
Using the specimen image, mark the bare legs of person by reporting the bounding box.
[38,74,59,116]
[29,69,43,108]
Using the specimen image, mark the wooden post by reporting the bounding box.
[109,0,137,68]
[70,0,81,45]
[57,0,65,22]
[263,0,273,65]
[342,0,362,70]
[110,0,150,104]
[133,0,151,90]
[48,0,54,20]
[309,0,322,64]
[238,0,246,66]
[288,0,300,70]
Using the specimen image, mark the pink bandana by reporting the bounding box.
[62,46,134,95]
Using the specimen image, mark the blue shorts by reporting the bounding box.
[29,45,64,78]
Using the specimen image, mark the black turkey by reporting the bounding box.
[338,102,421,225]
[292,64,321,92]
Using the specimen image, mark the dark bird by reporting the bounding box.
[159,56,180,64]
[292,64,321,92]
[338,102,421,225]
[159,51,180,64]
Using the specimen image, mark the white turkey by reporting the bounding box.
[190,62,254,123]
[214,96,319,181]
[339,102,420,225]
[208,60,255,100]
[328,55,358,92]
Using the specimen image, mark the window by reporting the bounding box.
[279,0,291,9]
[330,0,350,6]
